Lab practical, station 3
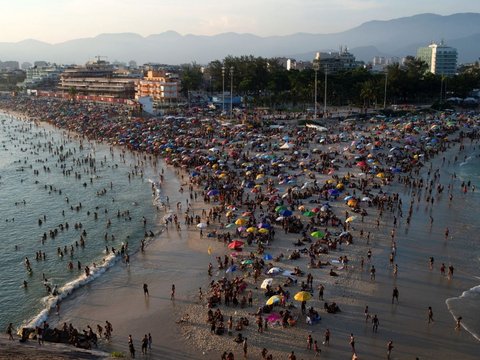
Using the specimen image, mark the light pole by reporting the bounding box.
[383,70,388,109]
[230,66,234,121]
[221,66,225,113]
[323,65,328,117]
[313,60,320,120]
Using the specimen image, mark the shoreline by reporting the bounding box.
[1,96,479,359]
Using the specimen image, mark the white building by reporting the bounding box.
[416,42,458,76]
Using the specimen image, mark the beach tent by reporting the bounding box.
[261,278,273,289]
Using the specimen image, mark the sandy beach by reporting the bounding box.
[1,96,479,359]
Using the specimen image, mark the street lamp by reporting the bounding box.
[221,66,225,113]
[383,70,388,109]
[313,60,320,120]
[230,67,234,121]
[323,65,328,117]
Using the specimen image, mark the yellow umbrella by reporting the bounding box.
[294,291,312,302]
[246,227,257,233]
[212,163,218,169]
[376,172,385,178]
[345,216,357,223]
[256,174,264,180]
[266,295,283,305]
[235,218,247,225]
[218,173,227,178]
[258,228,269,234]
[336,183,344,190]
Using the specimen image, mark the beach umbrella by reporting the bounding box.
[196,222,208,229]
[275,205,287,212]
[328,189,340,196]
[266,313,282,322]
[361,197,371,202]
[263,254,273,261]
[311,231,325,238]
[294,291,313,302]
[376,173,385,178]
[242,211,253,217]
[298,205,306,211]
[225,223,236,229]
[261,278,273,289]
[207,189,219,196]
[266,295,283,305]
[279,209,293,217]
[344,195,354,201]
[258,228,269,234]
[345,216,357,223]
[237,226,247,232]
[241,259,253,265]
[347,199,358,207]
[226,265,237,273]
[312,207,321,213]
[303,211,315,217]
[235,218,248,225]
[228,240,245,249]
[275,216,285,221]
[246,227,257,233]
[257,223,271,229]
[267,267,282,275]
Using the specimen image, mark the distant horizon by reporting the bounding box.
[0,0,479,43]
[3,11,476,46]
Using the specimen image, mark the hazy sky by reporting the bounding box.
[1,0,478,43]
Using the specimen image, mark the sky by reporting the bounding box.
[1,0,478,43]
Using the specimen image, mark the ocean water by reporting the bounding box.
[445,147,480,341]
[0,113,164,331]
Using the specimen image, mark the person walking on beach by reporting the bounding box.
[148,333,152,350]
[428,306,434,324]
[364,305,371,323]
[455,316,463,331]
[318,284,325,300]
[372,314,380,332]
[307,334,313,349]
[128,334,135,358]
[242,337,248,359]
[6,322,14,340]
[392,287,399,304]
[323,328,330,345]
[370,265,376,280]
[171,284,175,300]
[349,333,356,353]
[141,334,148,355]
[143,283,149,296]
[387,340,394,359]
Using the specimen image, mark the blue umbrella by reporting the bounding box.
[207,189,219,196]
[226,265,237,273]
[263,254,273,260]
[279,209,293,217]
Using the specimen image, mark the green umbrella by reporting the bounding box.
[303,211,315,217]
[275,205,287,212]
[311,231,325,238]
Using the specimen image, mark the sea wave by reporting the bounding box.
[446,284,480,342]
[21,251,121,331]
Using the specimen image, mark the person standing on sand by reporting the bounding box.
[307,334,313,349]
[392,287,399,304]
[143,283,149,296]
[349,333,356,353]
[323,328,330,345]
[141,334,148,355]
[288,351,297,360]
[171,284,175,300]
[128,334,135,358]
[372,314,380,333]
[242,337,248,359]
[387,340,394,359]
[318,284,325,300]
[6,322,14,340]
[428,306,434,323]
[148,333,152,350]
[370,265,376,280]
[455,316,463,331]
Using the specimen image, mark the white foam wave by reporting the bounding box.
[22,252,120,330]
[446,284,480,342]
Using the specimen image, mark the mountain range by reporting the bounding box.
[1,13,479,65]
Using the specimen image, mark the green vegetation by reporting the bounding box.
[110,351,126,358]
[181,56,480,108]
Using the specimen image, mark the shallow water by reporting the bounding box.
[0,114,164,330]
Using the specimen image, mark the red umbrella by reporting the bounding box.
[228,240,245,249]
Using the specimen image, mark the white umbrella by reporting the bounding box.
[261,278,273,289]
[267,267,282,275]
[197,223,208,229]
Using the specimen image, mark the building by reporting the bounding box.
[135,70,180,104]
[58,59,135,98]
[22,63,63,89]
[315,46,362,74]
[416,42,458,76]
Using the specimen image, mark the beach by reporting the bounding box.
[0,95,479,359]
